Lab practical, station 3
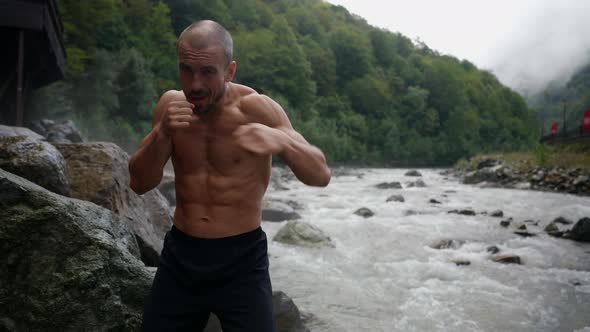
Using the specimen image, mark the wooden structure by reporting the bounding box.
[0,0,66,126]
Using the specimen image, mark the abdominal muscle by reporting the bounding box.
[171,164,270,239]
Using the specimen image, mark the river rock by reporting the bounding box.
[487,246,500,254]
[429,198,442,204]
[0,169,152,331]
[375,181,402,189]
[273,291,310,332]
[262,199,302,222]
[568,217,590,242]
[354,207,374,218]
[386,194,405,203]
[553,216,573,225]
[448,209,476,216]
[430,239,465,250]
[492,255,522,265]
[405,170,422,177]
[406,179,426,188]
[0,126,69,196]
[490,210,504,217]
[56,142,172,266]
[273,221,333,248]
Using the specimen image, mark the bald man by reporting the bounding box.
[129,20,330,331]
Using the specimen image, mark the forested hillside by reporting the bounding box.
[27,0,538,165]
[529,62,590,136]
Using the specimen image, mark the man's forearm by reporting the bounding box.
[279,131,331,187]
[129,126,172,194]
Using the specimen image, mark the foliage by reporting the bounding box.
[28,0,539,164]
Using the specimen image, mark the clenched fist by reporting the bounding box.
[233,123,289,155]
[160,100,199,136]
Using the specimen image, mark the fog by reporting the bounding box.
[327,0,590,95]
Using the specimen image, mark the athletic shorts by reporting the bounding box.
[141,225,275,332]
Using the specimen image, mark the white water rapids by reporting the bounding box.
[262,168,590,332]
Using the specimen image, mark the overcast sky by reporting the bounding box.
[326,0,590,95]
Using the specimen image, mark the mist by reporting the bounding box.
[327,0,590,96]
[480,1,590,96]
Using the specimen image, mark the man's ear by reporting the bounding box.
[225,61,237,82]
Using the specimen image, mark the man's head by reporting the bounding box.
[176,20,236,114]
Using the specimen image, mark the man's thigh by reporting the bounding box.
[213,267,275,332]
[141,264,211,332]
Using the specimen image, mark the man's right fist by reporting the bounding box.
[160,101,198,136]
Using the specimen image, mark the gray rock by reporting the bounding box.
[463,166,502,184]
[490,210,504,217]
[56,142,172,266]
[157,170,176,206]
[486,246,500,254]
[406,179,426,188]
[203,291,309,332]
[553,216,573,225]
[500,220,511,227]
[448,209,476,216]
[29,119,84,144]
[273,291,310,332]
[404,170,422,177]
[429,199,442,204]
[0,169,152,331]
[568,217,590,242]
[453,260,471,266]
[386,194,405,203]
[544,222,559,233]
[0,124,45,139]
[0,130,70,196]
[430,239,465,250]
[273,221,333,248]
[262,199,302,222]
[375,181,402,189]
[354,207,374,218]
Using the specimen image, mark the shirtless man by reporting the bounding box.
[129,20,330,331]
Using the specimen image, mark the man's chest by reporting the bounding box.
[170,112,258,175]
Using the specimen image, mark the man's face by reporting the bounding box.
[177,42,235,114]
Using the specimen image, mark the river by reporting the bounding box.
[262,168,590,332]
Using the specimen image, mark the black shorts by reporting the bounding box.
[141,226,275,332]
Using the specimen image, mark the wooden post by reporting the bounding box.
[16,30,25,126]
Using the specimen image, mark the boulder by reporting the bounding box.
[157,169,176,206]
[273,221,333,248]
[262,199,302,222]
[404,170,422,177]
[56,142,172,266]
[386,194,405,203]
[375,181,402,189]
[0,126,69,196]
[272,291,310,332]
[568,217,590,242]
[203,292,309,332]
[29,119,84,144]
[354,207,374,218]
[0,169,152,331]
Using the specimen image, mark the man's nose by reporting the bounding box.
[191,74,206,91]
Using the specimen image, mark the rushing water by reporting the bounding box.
[262,168,590,332]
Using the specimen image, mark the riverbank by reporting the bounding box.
[451,142,590,196]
